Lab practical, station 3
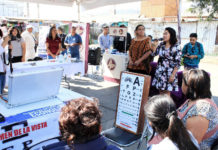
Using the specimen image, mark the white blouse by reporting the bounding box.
[0,40,7,73]
[149,131,199,150]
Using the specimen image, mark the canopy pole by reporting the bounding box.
[176,0,182,44]
[37,3,40,19]
[26,2,29,18]
[76,0,81,23]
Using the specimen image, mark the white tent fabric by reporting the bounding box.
[14,0,140,10]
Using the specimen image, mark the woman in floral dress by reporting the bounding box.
[151,27,181,95]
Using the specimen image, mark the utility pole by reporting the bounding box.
[37,3,40,19]
[114,5,116,15]
[176,0,182,44]
[3,0,5,16]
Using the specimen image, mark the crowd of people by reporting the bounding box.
[100,24,206,95]
[45,25,82,60]
[42,68,217,150]
[0,23,217,150]
[0,24,83,97]
[0,24,83,62]
[98,24,132,54]
[43,24,217,150]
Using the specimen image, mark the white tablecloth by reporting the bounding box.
[0,88,89,150]
[102,53,129,82]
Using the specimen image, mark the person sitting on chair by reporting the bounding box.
[43,98,121,150]
[178,69,218,149]
[145,95,199,150]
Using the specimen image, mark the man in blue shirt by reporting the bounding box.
[98,25,113,53]
[64,26,82,59]
[182,33,204,70]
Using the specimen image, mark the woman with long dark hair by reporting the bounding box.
[46,26,61,59]
[143,27,181,95]
[9,27,26,63]
[153,27,181,95]
[127,24,154,75]
[145,95,199,150]
[178,69,218,149]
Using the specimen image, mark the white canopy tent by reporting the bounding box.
[14,0,140,10]
[13,0,140,22]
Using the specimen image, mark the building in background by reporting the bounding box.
[139,0,218,54]
[0,0,25,17]
[141,0,178,19]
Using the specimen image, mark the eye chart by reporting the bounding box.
[115,72,151,134]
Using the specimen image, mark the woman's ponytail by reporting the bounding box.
[145,95,199,150]
[167,113,198,150]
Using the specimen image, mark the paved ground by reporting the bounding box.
[200,56,218,103]
[61,56,218,150]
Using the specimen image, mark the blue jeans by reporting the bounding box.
[184,64,199,70]
[101,49,105,54]
[0,74,6,94]
[70,51,80,59]
[48,55,54,59]
[61,49,67,55]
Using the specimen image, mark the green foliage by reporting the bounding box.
[188,0,218,19]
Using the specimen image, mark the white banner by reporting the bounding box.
[38,26,50,54]
[0,105,61,150]
[109,27,128,37]
[102,53,129,80]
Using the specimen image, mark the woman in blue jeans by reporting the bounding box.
[0,30,11,97]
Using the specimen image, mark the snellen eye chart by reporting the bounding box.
[115,72,147,134]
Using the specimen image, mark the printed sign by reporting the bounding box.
[107,58,116,70]
[38,26,50,54]
[109,27,128,37]
[0,105,61,150]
